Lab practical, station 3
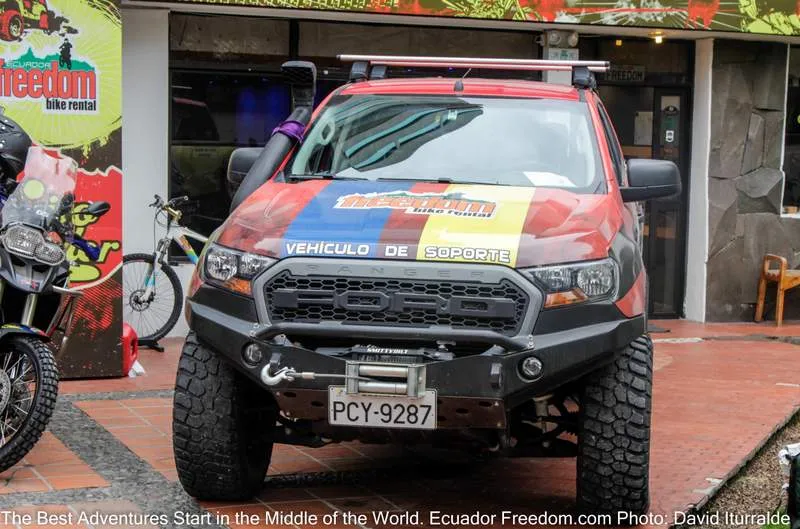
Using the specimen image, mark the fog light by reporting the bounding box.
[242,343,263,366]
[520,357,543,380]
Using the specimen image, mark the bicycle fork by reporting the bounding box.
[142,239,170,301]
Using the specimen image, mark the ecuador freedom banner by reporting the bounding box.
[145,0,800,35]
[0,0,123,378]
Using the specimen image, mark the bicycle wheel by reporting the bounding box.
[122,253,183,343]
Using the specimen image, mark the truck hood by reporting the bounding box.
[217,179,624,268]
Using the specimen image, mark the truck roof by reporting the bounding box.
[337,78,583,101]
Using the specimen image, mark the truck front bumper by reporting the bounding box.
[188,284,645,430]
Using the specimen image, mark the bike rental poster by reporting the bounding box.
[0,0,123,378]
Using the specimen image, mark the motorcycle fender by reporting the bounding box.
[0,324,50,343]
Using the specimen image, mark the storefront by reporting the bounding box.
[120,1,800,326]
[0,1,796,371]
[161,20,698,318]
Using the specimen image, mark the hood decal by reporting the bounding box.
[334,190,498,219]
[280,180,415,258]
[416,185,535,266]
[225,179,620,268]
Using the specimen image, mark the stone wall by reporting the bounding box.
[706,40,795,320]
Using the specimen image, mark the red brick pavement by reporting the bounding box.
[652,318,800,338]
[1,325,799,528]
[0,432,107,495]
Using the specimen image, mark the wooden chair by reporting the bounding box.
[755,254,800,325]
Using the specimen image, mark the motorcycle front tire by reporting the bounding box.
[0,336,58,472]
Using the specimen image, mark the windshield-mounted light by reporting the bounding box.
[522,258,618,308]
[203,244,276,296]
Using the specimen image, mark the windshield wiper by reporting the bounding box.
[376,177,455,184]
[375,176,504,185]
[286,173,367,181]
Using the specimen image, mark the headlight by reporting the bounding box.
[206,247,238,281]
[34,241,65,265]
[203,244,276,295]
[1,225,65,265]
[2,225,39,257]
[523,258,618,308]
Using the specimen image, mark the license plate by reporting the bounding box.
[328,386,437,430]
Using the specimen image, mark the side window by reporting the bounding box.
[596,102,627,186]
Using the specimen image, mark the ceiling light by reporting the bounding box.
[615,39,623,47]
[566,31,579,47]
[546,31,562,47]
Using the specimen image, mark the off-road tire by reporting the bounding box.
[576,334,653,517]
[173,333,277,501]
[0,11,22,41]
[122,253,182,343]
[0,336,58,472]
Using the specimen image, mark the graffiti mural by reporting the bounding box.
[0,0,122,378]
[148,0,800,34]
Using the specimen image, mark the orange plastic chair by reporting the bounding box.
[755,254,800,326]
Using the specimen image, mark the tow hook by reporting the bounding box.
[260,363,373,387]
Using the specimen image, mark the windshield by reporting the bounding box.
[1,146,78,231]
[287,94,604,192]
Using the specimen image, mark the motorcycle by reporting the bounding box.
[0,145,108,471]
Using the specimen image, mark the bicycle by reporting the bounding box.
[122,194,208,347]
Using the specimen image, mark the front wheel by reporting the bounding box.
[173,333,277,500]
[122,253,182,343]
[0,336,58,472]
[0,11,23,41]
[576,334,653,517]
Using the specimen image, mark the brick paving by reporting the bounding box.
[0,325,795,528]
[0,433,107,495]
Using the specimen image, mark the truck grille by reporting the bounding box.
[264,271,529,335]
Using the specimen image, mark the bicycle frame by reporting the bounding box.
[141,217,207,299]
[157,223,208,266]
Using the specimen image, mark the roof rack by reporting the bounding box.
[338,54,610,89]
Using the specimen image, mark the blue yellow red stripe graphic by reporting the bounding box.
[278,180,537,266]
[415,184,535,266]
[280,181,415,258]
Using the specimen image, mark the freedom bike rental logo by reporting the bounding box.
[335,191,498,218]
[0,39,97,114]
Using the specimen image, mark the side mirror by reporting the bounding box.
[85,201,110,217]
[226,147,262,194]
[620,159,681,202]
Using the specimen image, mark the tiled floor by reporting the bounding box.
[650,318,800,338]
[0,432,107,495]
[75,399,176,482]
[0,325,798,528]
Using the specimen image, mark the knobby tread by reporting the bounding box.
[122,253,183,342]
[577,334,653,517]
[0,336,59,472]
[172,333,277,501]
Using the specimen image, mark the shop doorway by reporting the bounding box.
[583,35,694,318]
[596,84,691,317]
